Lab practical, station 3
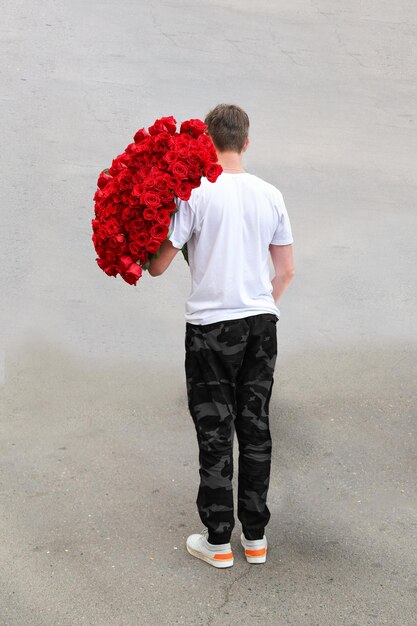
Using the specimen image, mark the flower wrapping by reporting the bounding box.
[92,116,222,285]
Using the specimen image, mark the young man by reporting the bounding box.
[148,104,295,568]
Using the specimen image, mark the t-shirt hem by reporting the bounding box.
[168,236,184,249]
[270,237,294,246]
[185,308,280,326]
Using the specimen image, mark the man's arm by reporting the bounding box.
[269,243,295,303]
[148,239,180,276]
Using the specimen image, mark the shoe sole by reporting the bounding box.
[244,553,267,564]
[186,544,234,568]
[241,540,267,564]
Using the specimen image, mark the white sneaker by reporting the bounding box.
[186,529,234,568]
[240,533,267,564]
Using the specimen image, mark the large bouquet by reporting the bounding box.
[92,116,222,285]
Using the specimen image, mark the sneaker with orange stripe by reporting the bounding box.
[240,533,267,564]
[186,529,234,568]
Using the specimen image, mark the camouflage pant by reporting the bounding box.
[185,313,278,544]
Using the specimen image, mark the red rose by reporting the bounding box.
[163,199,177,213]
[150,223,168,241]
[153,173,171,191]
[108,155,128,176]
[159,116,177,134]
[209,148,218,163]
[195,148,210,163]
[141,190,162,209]
[120,190,131,205]
[134,128,149,143]
[111,190,123,204]
[143,206,157,221]
[158,189,174,204]
[123,262,143,285]
[100,185,113,202]
[148,120,166,136]
[104,249,117,263]
[129,242,140,256]
[97,171,113,189]
[98,203,118,220]
[156,208,171,225]
[204,163,223,183]
[102,217,120,237]
[107,235,127,255]
[121,206,136,222]
[146,238,161,254]
[128,194,141,209]
[96,257,118,277]
[180,119,207,138]
[118,255,135,272]
[187,164,201,180]
[153,133,174,152]
[175,181,192,201]
[118,170,133,191]
[177,145,189,159]
[94,189,103,204]
[148,116,177,136]
[187,153,199,165]
[197,134,215,149]
[133,231,149,246]
[174,134,191,149]
[131,170,145,185]
[132,184,143,198]
[135,137,154,154]
[125,141,137,154]
[163,150,178,164]
[130,217,146,231]
[143,176,156,189]
[137,250,149,265]
[169,161,188,179]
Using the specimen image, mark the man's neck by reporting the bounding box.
[216,150,244,171]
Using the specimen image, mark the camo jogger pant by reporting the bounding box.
[185,313,278,545]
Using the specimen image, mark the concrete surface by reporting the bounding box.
[1,1,416,625]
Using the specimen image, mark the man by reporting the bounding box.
[148,104,295,568]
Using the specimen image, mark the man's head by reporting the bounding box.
[204,104,250,153]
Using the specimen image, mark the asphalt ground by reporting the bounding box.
[1,1,416,624]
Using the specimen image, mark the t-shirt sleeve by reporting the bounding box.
[168,198,196,249]
[270,191,294,245]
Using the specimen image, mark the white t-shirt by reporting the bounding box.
[168,172,294,325]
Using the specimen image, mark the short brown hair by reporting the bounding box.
[204,104,249,152]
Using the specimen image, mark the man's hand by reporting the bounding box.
[148,239,180,276]
[269,244,295,303]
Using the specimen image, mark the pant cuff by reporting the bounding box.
[207,533,231,545]
[242,527,265,540]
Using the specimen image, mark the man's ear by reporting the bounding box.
[242,137,250,152]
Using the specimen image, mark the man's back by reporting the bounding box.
[169,172,294,325]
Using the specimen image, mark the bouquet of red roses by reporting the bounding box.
[92,116,222,285]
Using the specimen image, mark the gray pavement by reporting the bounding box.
[1,1,416,625]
